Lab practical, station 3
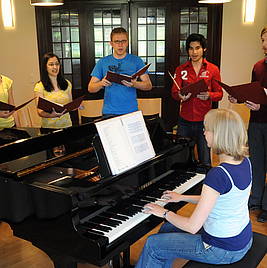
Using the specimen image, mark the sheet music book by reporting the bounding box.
[37,95,84,113]
[106,63,151,85]
[180,79,208,97]
[0,97,35,111]
[216,80,267,105]
[95,110,156,176]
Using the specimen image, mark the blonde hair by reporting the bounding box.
[261,26,267,37]
[204,109,248,160]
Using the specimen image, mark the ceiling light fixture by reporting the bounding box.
[198,0,232,3]
[30,0,64,6]
[1,0,15,29]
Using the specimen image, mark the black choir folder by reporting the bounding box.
[37,95,84,113]
[216,80,267,105]
[0,98,35,111]
[94,111,156,176]
[106,63,151,85]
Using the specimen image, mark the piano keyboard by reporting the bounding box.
[81,171,205,244]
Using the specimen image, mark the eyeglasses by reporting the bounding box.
[47,62,60,67]
[112,40,128,44]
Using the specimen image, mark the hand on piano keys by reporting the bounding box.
[160,190,183,203]
[143,203,169,218]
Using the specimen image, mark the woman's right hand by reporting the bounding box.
[51,108,66,118]
[160,190,183,203]
[0,110,14,118]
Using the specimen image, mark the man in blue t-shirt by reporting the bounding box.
[88,27,152,115]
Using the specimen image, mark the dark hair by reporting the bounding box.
[40,52,68,92]
[186,33,207,55]
[261,26,267,37]
[110,27,128,41]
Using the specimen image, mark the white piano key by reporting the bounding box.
[98,172,205,243]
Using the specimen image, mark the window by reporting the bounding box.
[50,9,81,90]
[35,1,222,129]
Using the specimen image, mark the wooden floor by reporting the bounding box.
[0,205,266,268]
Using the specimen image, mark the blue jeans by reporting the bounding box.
[177,117,210,166]
[135,222,252,268]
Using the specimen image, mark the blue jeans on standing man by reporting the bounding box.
[177,117,211,166]
[135,222,252,268]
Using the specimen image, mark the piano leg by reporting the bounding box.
[110,247,130,268]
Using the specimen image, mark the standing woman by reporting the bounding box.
[34,52,72,130]
[0,75,18,128]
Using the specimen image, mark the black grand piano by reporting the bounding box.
[0,117,207,268]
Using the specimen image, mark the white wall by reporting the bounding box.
[0,0,39,104]
[220,0,267,124]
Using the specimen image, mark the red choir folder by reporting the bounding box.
[168,71,208,97]
[106,63,151,85]
[216,80,267,105]
[0,97,35,111]
[180,79,208,97]
[37,95,84,113]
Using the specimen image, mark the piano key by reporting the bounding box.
[99,172,205,244]
[101,212,129,221]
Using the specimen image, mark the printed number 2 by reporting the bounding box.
[181,70,188,80]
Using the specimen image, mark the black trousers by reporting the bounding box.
[248,122,267,210]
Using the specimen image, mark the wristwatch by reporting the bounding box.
[163,210,169,218]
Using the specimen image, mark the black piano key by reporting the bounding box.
[101,212,129,221]
[86,229,105,236]
[90,216,121,227]
[83,221,112,232]
[97,215,122,224]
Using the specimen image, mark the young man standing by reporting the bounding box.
[88,27,152,116]
[229,26,267,222]
[171,33,223,166]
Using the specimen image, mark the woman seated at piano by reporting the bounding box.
[0,75,18,128]
[34,52,72,130]
[136,108,252,267]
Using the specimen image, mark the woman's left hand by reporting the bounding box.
[0,110,14,118]
[143,203,167,218]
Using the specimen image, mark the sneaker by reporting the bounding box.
[257,210,267,223]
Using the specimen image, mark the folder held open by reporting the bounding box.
[37,95,84,113]
[0,97,35,112]
[106,63,151,85]
[180,79,208,97]
[216,80,267,105]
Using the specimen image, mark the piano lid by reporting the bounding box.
[0,123,97,179]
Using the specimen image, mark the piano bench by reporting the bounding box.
[182,232,267,268]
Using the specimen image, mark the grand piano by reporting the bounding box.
[0,117,207,268]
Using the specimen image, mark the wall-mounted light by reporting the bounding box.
[244,0,256,24]
[198,0,232,3]
[1,0,15,29]
[30,0,64,6]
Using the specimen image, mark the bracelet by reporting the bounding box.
[163,210,169,219]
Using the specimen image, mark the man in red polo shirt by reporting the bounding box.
[171,33,223,166]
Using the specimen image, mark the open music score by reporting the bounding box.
[106,63,151,85]
[216,80,267,105]
[0,97,35,111]
[95,111,156,175]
